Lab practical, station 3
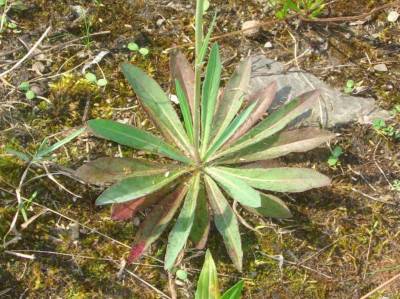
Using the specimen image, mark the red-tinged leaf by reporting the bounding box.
[170,50,195,118]
[127,183,189,263]
[225,81,277,147]
[75,157,169,186]
[189,184,210,249]
[219,127,335,164]
[111,185,174,221]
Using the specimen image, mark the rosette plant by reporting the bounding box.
[76,1,334,272]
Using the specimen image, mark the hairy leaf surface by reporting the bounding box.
[219,127,335,164]
[205,175,243,272]
[210,59,252,145]
[170,50,195,117]
[121,63,194,157]
[215,166,331,192]
[244,193,292,219]
[96,168,187,205]
[201,43,221,153]
[165,173,200,270]
[189,184,210,249]
[206,167,261,208]
[225,81,277,146]
[88,119,191,164]
[213,90,320,160]
[75,157,168,185]
[127,184,188,263]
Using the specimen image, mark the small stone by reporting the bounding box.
[242,20,260,37]
[264,41,273,48]
[156,18,165,27]
[373,63,388,72]
[387,10,399,23]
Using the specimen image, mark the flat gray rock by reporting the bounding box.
[249,56,391,128]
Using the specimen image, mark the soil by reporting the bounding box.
[0,0,399,298]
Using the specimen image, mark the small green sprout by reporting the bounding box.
[392,180,400,192]
[0,0,6,6]
[328,145,343,167]
[84,72,108,87]
[128,42,139,51]
[175,269,188,281]
[390,104,400,116]
[344,80,355,94]
[18,81,36,100]
[127,42,150,57]
[138,47,149,56]
[372,119,400,139]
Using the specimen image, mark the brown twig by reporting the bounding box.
[360,272,400,299]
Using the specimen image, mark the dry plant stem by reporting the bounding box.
[0,26,52,78]
[168,272,178,299]
[193,0,204,163]
[360,272,400,299]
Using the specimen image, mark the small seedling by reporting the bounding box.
[275,0,325,20]
[127,42,139,51]
[392,180,400,192]
[127,42,150,57]
[18,81,36,100]
[390,104,400,116]
[175,269,188,281]
[84,72,108,87]
[328,145,343,167]
[344,80,355,94]
[0,0,6,6]
[372,119,400,139]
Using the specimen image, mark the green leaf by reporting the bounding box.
[225,81,277,147]
[189,184,210,249]
[128,184,189,263]
[97,78,108,87]
[170,50,195,118]
[206,167,261,208]
[176,79,194,143]
[244,193,292,219]
[221,280,244,299]
[213,90,320,161]
[5,147,31,162]
[331,145,343,158]
[204,176,243,272]
[198,12,218,65]
[219,128,335,164]
[176,269,188,281]
[195,250,220,299]
[95,168,187,205]
[18,81,30,92]
[85,72,97,83]
[205,101,257,161]
[87,119,191,164]
[215,166,331,193]
[25,90,36,100]
[210,59,252,146]
[127,42,139,51]
[201,43,221,153]
[165,173,201,270]
[36,127,85,159]
[75,157,169,185]
[121,63,194,158]
[139,48,149,56]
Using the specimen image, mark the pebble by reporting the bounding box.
[387,10,399,23]
[264,41,273,48]
[242,20,260,37]
[373,63,388,72]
